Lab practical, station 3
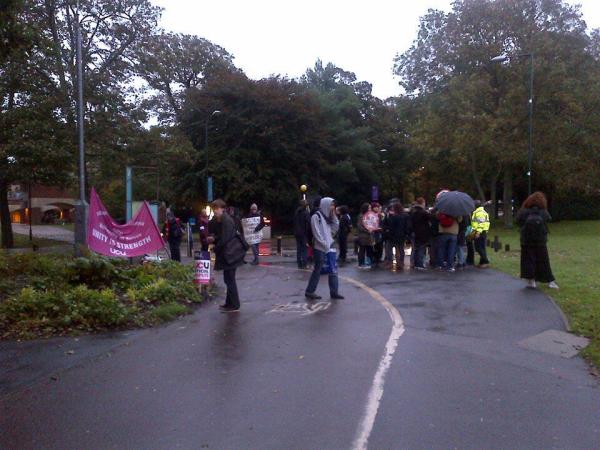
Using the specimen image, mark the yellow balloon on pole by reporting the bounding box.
[300,184,308,192]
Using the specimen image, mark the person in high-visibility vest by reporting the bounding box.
[470,200,490,268]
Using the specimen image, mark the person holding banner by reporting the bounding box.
[242,203,266,265]
[162,212,183,262]
[305,197,344,300]
[210,199,246,313]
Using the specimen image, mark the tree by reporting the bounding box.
[136,32,237,124]
[394,0,600,224]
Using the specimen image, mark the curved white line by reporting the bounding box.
[341,276,405,450]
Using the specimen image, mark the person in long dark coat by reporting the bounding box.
[209,199,245,312]
[515,192,559,290]
[293,200,311,269]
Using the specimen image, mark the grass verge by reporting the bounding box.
[490,220,600,369]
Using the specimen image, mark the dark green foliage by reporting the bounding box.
[550,191,600,221]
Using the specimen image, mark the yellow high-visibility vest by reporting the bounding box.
[471,207,490,233]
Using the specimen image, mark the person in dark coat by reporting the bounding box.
[409,197,430,269]
[388,203,411,270]
[371,203,384,268]
[293,200,311,269]
[162,211,183,262]
[516,192,559,290]
[209,199,244,312]
[337,205,352,264]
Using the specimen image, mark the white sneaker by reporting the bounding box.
[548,281,559,289]
[527,279,537,289]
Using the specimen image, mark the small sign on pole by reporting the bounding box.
[371,185,379,202]
[194,251,211,285]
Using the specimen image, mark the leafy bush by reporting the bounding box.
[151,302,189,322]
[0,252,201,339]
[67,255,120,288]
[0,286,129,337]
[127,278,199,305]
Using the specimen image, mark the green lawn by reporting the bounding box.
[3,233,67,249]
[490,220,600,368]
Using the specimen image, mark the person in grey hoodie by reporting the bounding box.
[305,197,344,300]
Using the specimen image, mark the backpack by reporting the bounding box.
[523,212,547,244]
[437,212,454,228]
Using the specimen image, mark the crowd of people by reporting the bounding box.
[175,190,558,313]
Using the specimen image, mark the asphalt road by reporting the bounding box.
[1,260,599,449]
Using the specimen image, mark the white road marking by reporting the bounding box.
[341,276,405,450]
[266,301,332,316]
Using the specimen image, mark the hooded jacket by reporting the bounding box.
[310,197,339,253]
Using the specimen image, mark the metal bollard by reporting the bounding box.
[495,241,501,252]
[277,236,282,255]
[505,244,510,252]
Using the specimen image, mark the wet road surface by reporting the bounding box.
[1,261,599,449]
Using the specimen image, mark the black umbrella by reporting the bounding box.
[435,191,475,217]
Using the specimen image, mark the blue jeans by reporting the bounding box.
[456,245,466,265]
[305,249,339,297]
[436,234,457,269]
[251,243,259,262]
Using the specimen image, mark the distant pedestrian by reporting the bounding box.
[243,203,265,265]
[162,211,183,262]
[357,203,375,268]
[337,205,352,264]
[210,199,246,312]
[382,202,395,269]
[456,214,470,269]
[470,200,490,268]
[293,200,311,269]
[516,192,559,289]
[305,197,344,300]
[410,197,431,269]
[372,202,384,268]
[388,202,411,271]
[198,210,210,252]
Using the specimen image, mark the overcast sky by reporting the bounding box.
[152,0,600,99]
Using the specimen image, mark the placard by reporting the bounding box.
[362,211,380,232]
[242,217,263,245]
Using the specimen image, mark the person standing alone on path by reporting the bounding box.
[470,200,491,268]
[516,192,559,290]
[244,203,265,265]
[305,197,344,300]
[337,205,352,264]
[293,200,311,269]
[210,199,245,312]
[162,211,183,262]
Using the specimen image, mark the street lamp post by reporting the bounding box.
[204,110,221,202]
[74,0,88,255]
[491,52,534,195]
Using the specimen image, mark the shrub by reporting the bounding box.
[67,255,120,288]
[151,302,189,322]
[0,286,129,337]
[127,278,199,305]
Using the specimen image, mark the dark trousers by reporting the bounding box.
[358,245,374,266]
[413,242,427,268]
[391,240,405,267]
[251,243,259,262]
[338,234,348,261]
[474,233,489,265]
[169,242,181,262]
[295,236,308,268]
[373,241,384,264]
[306,249,339,297]
[223,268,240,309]
[466,240,475,265]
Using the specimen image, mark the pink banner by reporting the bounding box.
[87,188,165,258]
